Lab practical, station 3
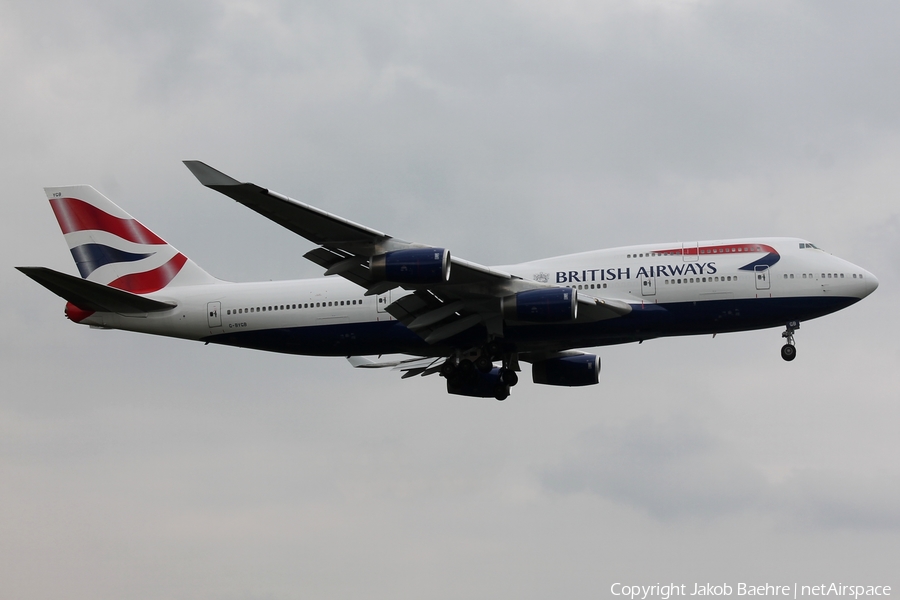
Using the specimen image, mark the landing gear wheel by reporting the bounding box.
[781,344,796,362]
[500,369,519,387]
[440,361,457,379]
[456,359,476,382]
[494,384,510,401]
[475,355,493,373]
[781,321,799,362]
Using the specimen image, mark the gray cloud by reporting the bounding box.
[543,415,767,519]
[543,414,900,530]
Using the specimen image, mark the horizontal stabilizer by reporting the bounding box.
[17,266,176,313]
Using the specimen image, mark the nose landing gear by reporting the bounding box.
[781,321,799,361]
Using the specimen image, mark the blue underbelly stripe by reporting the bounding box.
[201,296,858,356]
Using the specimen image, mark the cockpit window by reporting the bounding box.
[800,242,821,250]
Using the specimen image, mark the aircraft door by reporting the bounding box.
[754,266,770,290]
[376,290,391,314]
[682,241,699,262]
[640,274,656,296]
[207,301,222,328]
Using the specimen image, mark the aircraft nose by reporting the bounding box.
[859,270,878,298]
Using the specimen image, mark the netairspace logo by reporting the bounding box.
[610,583,891,600]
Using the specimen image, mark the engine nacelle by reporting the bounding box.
[502,288,577,322]
[370,248,451,284]
[532,354,600,386]
[447,367,506,398]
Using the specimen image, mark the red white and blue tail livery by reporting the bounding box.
[47,185,217,291]
[19,162,878,400]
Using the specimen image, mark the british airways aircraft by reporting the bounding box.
[18,161,878,400]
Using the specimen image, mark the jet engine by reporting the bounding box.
[370,248,451,284]
[502,288,577,322]
[532,354,600,386]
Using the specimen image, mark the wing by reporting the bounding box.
[183,161,523,292]
[184,161,631,344]
[347,355,446,378]
[346,350,595,381]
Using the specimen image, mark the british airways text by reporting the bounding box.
[556,262,718,283]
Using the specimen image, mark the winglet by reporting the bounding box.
[183,161,241,187]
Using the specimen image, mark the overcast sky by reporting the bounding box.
[2,1,899,599]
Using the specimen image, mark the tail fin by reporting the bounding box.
[45,185,218,293]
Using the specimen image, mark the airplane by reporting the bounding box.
[18,161,879,400]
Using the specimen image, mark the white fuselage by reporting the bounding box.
[76,237,877,356]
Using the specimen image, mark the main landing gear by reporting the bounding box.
[441,342,520,401]
[781,321,799,362]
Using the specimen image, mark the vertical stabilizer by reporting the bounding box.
[45,185,219,293]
